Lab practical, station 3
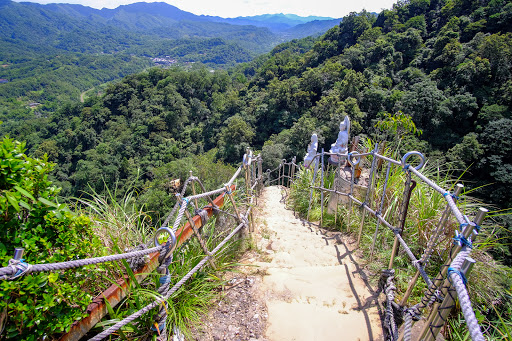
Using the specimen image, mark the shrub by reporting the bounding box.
[0,136,104,339]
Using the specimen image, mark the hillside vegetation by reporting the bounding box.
[0,0,342,120]
[3,0,511,210]
[1,0,512,338]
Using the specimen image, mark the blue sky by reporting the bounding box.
[14,0,397,18]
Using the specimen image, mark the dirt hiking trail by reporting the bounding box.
[194,185,384,341]
[252,186,383,341]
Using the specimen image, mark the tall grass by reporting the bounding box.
[288,140,512,339]
[77,184,152,252]
[78,176,251,339]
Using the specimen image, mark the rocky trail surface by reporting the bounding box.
[194,186,384,341]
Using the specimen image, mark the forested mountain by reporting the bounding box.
[9,1,340,44]
[0,0,345,119]
[2,0,512,216]
[0,1,277,54]
[21,2,277,53]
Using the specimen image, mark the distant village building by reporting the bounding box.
[28,102,41,109]
[0,79,9,84]
[152,57,177,66]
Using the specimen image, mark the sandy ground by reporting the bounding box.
[253,186,383,341]
[194,185,384,341]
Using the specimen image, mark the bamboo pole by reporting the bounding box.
[178,194,216,269]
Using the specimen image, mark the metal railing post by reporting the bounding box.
[418,208,488,341]
[291,156,296,184]
[420,257,476,341]
[333,159,340,226]
[244,149,255,233]
[357,143,379,247]
[346,165,355,232]
[307,156,319,221]
[279,161,283,186]
[320,149,324,227]
[258,157,263,192]
[369,160,392,261]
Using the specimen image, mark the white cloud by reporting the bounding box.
[14,0,396,17]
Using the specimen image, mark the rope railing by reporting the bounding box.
[1,144,488,341]
[90,211,252,341]
[1,150,264,341]
[0,244,167,279]
[273,147,488,341]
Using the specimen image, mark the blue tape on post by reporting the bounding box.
[448,267,467,286]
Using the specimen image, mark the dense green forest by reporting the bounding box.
[0,52,152,119]
[4,0,511,211]
[0,0,343,119]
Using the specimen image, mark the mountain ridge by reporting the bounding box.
[14,0,341,35]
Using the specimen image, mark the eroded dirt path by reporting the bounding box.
[195,186,383,341]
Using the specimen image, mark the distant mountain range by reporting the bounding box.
[0,0,343,112]
[0,0,342,60]
[206,13,338,32]
[12,1,342,37]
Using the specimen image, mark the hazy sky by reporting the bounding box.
[14,0,397,17]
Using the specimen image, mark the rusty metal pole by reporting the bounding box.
[388,175,416,270]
